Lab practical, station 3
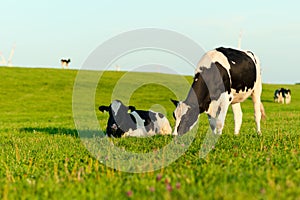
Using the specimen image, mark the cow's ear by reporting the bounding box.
[170,99,179,107]
[99,106,109,112]
[128,106,136,112]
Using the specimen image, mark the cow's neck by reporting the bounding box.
[184,75,210,114]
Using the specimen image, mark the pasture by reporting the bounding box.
[0,67,299,199]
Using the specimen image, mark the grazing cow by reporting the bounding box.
[99,100,172,137]
[274,88,291,104]
[171,47,265,135]
[61,58,71,68]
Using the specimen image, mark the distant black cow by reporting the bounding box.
[61,58,71,68]
[274,88,291,104]
[171,47,265,136]
[99,100,172,137]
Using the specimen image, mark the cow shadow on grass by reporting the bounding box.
[261,99,274,103]
[19,127,106,138]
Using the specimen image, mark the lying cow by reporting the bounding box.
[274,88,291,104]
[171,47,265,135]
[99,100,172,137]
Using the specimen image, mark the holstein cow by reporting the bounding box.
[99,100,172,137]
[61,58,71,68]
[171,47,265,136]
[274,88,291,104]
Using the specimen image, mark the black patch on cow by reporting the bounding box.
[133,110,156,133]
[216,106,221,117]
[129,114,137,124]
[216,47,256,93]
[186,61,231,114]
[274,89,280,99]
[176,106,199,135]
[229,97,232,101]
[246,51,257,64]
[128,106,136,111]
[158,113,164,118]
[112,102,136,136]
[207,114,216,131]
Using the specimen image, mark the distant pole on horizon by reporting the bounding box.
[238,30,243,49]
[7,44,16,67]
[115,65,120,71]
[0,44,16,67]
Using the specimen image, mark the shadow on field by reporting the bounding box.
[261,99,274,103]
[19,127,106,138]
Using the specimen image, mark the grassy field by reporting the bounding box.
[0,67,299,199]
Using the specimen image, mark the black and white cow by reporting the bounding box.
[274,88,291,104]
[99,100,172,137]
[61,58,71,68]
[171,47,265,135]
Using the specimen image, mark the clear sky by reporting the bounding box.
[1,0,299,83]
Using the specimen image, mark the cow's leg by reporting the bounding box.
[215,103,230,135]
[232,103,243,135]
[208,115,217,134]
[252,85,263,134]
[285,94,291,104]
[123,129,146,137]
[207,94,231,135]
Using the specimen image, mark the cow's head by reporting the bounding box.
[99,100,135,137]
[171,99,199,136]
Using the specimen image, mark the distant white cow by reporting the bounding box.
[171,47,265,136]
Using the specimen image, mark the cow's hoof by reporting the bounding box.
[257,131,262,135]
[122,133,129,138]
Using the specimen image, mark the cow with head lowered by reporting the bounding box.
[171,47,265,136]
[99,100,172,137]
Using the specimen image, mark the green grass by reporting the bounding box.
[0,67,300,199]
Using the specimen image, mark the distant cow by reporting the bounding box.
[171,47,265,136]
[99,100,172,137]
[274,88,291,104]
[61,58,71,68]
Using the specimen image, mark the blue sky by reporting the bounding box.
[1,0,300,83]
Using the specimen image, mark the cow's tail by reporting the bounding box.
[260,103,266,120]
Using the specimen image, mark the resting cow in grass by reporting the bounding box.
[99,100,172,137]
[171,47,265,135]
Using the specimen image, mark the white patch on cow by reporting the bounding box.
[173,102,190,135]
[232,103,243,135]
[231,88,253,104]
[111,100,121,115]
[154,113,172,135]
[111,123,118,130]
[130,111,145,128]
[278,92,284,104]
[195,50,232,82]
[285,92,291,104]
[205,92,232,134]
[231,61,236,64]
[123,128,147,137]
